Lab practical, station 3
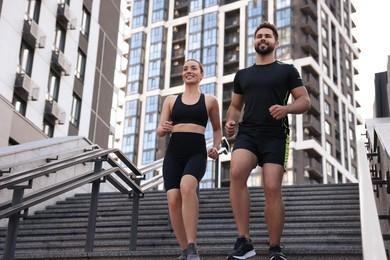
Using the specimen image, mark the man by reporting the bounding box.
[225,22,311,260]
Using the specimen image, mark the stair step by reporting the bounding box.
[0,184,362,259]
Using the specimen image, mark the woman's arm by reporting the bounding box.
[156,95,175,137]
[207,95,222,160]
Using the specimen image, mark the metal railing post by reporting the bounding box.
[85,158,103,252]
[3,187,24,260]
[129,187,140,251]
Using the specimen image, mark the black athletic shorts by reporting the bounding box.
[163,132,207,191]
[233,131,290,169]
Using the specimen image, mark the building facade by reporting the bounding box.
[374,56,390,118]
[122,0,361,187]
[0,0,122,149]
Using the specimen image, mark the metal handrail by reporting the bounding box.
[1,147,144,260]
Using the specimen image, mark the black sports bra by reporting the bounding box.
[171,93,208,128]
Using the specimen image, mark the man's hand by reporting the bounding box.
[269,105,289,120]
[225,121,236,137]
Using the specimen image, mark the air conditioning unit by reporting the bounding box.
[45,100,66,124]
[51,50,72,76]
[57,3,77,30]
[23,19,46,48]
[14,73,40,101]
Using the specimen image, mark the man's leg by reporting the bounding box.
[229,149,258,238]
[262,163,285,246]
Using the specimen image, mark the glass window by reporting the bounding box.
[326,161,333,176]
[325,141,332,154]
[275,8,291,27]
[204,0,218,8]
[149,43,162,60]
[47,70,60,101]
[12,94,27,116]
[204,12,217,29]
[323,63,329,77]
[188,32,202,49]
[190,0,202,11]
[54,24,66,52]
[75,49,86,81]
[203,29,217,46]
[323,82,329,96]
[130,32,144,48]
[278,27,291,46]
[324,101,330,115]
[349,128,355,141]
[188,49,201,61]
[321,9,327,22]
[71,94,81,127]
[189,16,203,32]
[325,121,331,135]
[276,0,290,8]
[322,26,328,40]
[43,118,54,137]
[81,7,90,38]
[25,0,41,22]
[151,27,163,43]
[19,41,34,75]
[322,45,328,58]
[129,49,142,65]
[148,60,161,77]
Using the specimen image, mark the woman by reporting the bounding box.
[156,59,222,260]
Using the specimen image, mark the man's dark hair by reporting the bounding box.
[254,22,279,41]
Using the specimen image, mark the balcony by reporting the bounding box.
[57,3,76,30]
[51,50,71,76]
[22,19,46,48]
[301,15,318,37]
[303,114,321,137]
[301,34,318,57]
[44,100,66,124]
[300,0,317,19]
[303,72,319,95]
[14,71,40,101]
[308,94,320,116]
[305,157,323,182]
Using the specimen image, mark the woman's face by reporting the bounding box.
[182,60,204,84]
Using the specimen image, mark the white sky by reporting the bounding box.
[351,0,390,124]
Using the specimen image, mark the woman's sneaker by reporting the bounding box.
[227,236,256,259]
[269,245,287,260]
[186,243,200,260]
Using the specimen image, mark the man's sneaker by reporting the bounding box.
[177,248,188,260]
[186,243,200,260]
[269,245,287,260]
[227,236,256,259]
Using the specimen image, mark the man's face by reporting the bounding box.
[254,28,279,55]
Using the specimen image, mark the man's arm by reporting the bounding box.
[225,93,244,137]
[269,86,311,120]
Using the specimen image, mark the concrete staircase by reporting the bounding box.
[0,183,362,259]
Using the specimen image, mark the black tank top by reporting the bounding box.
[171,93,208,128]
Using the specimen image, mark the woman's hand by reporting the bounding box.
[207,147,219,160]
[162,121,173,133]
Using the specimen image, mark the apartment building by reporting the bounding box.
[122,0,361,187]
[0,0,123,149]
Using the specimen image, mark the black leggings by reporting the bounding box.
[163,132,207,191]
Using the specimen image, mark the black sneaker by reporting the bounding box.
[227,236,256,259]
[186,243,200,260]
[269,245,287,260]
[177,248,187,260]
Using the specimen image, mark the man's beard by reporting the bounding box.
[254,44,275,55]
